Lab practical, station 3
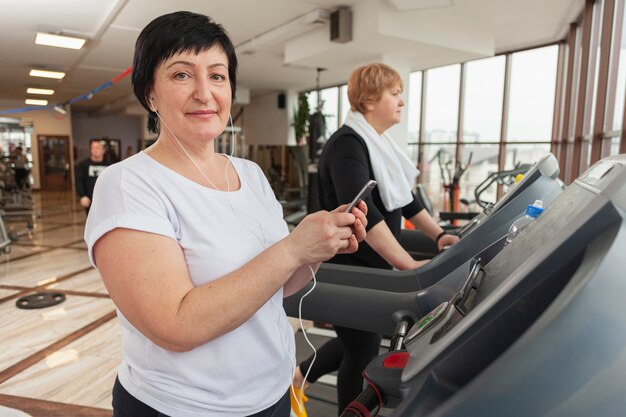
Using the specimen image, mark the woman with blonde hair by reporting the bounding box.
[292,63,459,414]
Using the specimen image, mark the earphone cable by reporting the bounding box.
[156,110,316,412]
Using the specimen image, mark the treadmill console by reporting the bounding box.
[456,152,560,238]
[393,156,626,417]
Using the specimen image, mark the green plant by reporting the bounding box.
[292,93,310,139]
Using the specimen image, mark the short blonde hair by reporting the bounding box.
[348,63,403,113]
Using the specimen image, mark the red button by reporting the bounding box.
[382,351,410,369]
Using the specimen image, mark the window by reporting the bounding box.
[407,71,422,163]
[0,119,33,157]
[307,91,318,114]
[463,56,506,142]
[609,136,621,154]
[307,87,340,136]
[569,25,584,140]
[420,143,456,213]
[607,0,626,131]
[584,0,604,136]
[504,143,552,170]
[320,87,339,133]
[507,45,559,141]
[424,64,461,143]
[419,46,560,214]
[339,85,349,127]
[458,144,500,209]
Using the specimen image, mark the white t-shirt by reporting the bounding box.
[85,152,294,417]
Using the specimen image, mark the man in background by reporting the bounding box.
[75,140,109,214]
[13,146,30,190]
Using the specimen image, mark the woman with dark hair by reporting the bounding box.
[292,63,460,414]
[84,11,367,417]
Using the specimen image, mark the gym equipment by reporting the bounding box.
[16,292,66,309]
[0,216,11,253]
[330,154,626,417]
[0,157,42,250]
[436,159,535,224]
[437,150,472,218]
[402,154,556,259]
[284,154,563,327]
[473,162,533,209]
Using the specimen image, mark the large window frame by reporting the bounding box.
[415,0,626,214]
[297,0,626,214]
[414,44,560,210]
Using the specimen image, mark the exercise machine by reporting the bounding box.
[284,154,563,329]
[298,155,626,417]
[399,153,560,259]
[437,150,473,221]
[385,154,626,417]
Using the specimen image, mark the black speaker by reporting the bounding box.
[330,7,352,44]
[278,93,286,109]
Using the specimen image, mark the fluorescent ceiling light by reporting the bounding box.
[53,105,67,115]
[0,117,21,124]
[29,69,65,79]
[27,87,54,95]
[19,118,34,128]
[35,32,86,50]
[25,99,48,106]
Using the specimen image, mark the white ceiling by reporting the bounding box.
[0,0,583,115]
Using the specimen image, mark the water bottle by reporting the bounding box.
[504,200,544,246]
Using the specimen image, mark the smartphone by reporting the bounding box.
[344,180,377,212]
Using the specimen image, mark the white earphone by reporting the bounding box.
[153,98,316,411]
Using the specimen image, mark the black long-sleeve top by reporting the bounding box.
[317,125,424,269]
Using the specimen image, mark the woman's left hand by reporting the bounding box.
[437,233,460,251]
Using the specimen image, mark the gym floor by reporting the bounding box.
[0,191,352,417]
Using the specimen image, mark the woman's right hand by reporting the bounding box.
[285,205,366,266]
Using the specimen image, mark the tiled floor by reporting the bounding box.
[0,191,115,417]
[0,190,342,417]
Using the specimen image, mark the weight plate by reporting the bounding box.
[16,292,66,309]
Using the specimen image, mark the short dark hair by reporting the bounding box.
[132,11,238,134]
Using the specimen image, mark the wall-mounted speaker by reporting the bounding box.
[330,7,352,44]
[278,93,286,109]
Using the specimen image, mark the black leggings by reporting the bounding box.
[112,377,290,417]
[299,325,381,413]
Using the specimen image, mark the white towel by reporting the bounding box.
[344,111,419,211]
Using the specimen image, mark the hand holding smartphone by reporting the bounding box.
[344,180,377,213]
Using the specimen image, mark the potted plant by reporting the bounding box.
[292,92,310,146]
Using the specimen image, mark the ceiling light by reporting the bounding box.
[35,32,86,50]
[0,117,21,124]
[53,105,67,115]
[29,69,65,79]
[19,118,34,128]
[27,88,54,95]
[25,99,48,106]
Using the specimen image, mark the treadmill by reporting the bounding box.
[284,153,563,325]
[399,152,561,256]
[343,155,626,417]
